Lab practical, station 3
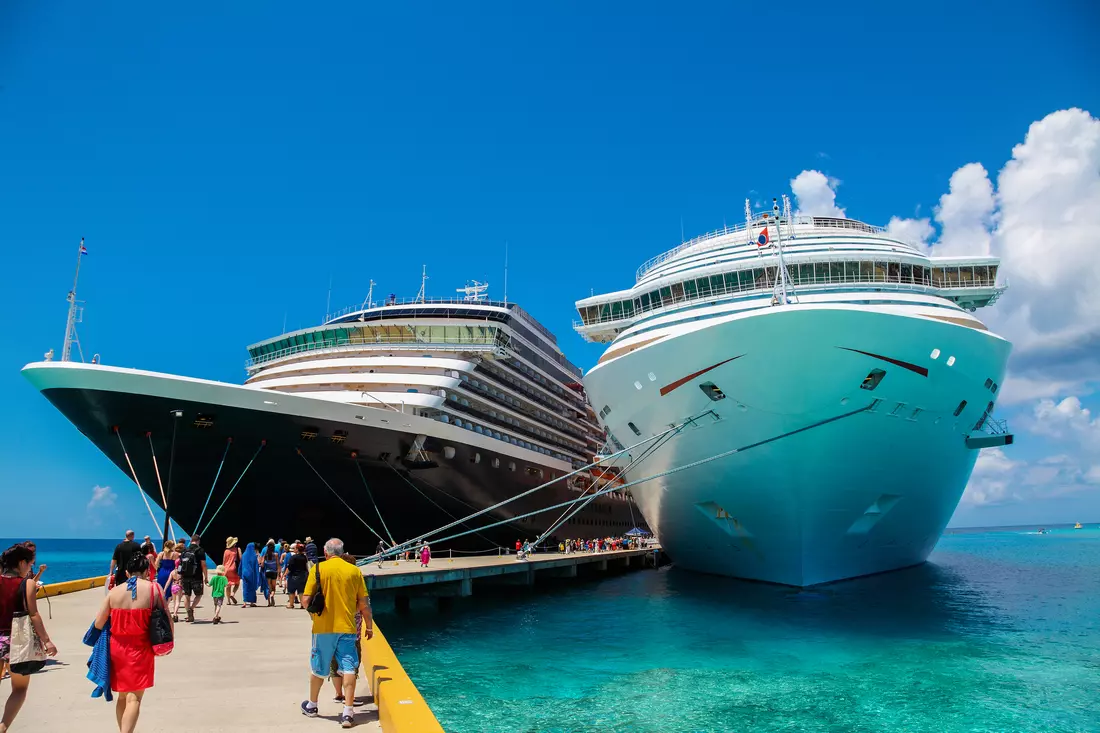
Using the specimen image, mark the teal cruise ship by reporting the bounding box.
[574,200,1013,586]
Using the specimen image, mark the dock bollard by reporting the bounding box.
[449,549,453,563]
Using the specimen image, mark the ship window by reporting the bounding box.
[710,274,724,294]
[471,452,480,464]
[670,282,685,301]
[844,261,860,282]
[659,287,672,305]
[753,268,766,288]
[930,348,940,359]
[633,381,642,390]
[628,422,642,436]
[887,262,900,282]
[640,292,651,310]
[901,264,913,283]
[684,279,698,298]
[959,266,973,284]
[988,265,998,282]
[984,378,993,390]
[953,400,967,417]
[699,381,726,401]
[508,461,516,471]
[913,265,925,283]
[861,369,886,391]
[829,262,843,281]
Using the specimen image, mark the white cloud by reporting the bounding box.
[87,484,117,511]
[961,447,1021,506]
[791,170,846,218]
[885,215,935,250]
[1029,396,1099,447]
[932,163,996,257]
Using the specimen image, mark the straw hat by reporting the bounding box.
[226,537,238,548]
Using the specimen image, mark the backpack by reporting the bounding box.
[179,547,199,577]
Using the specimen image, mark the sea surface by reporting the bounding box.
[0,537,213,582]
[380,526,1100,733]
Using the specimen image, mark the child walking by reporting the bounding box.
[208,565,228,624]
[165,561,183,622]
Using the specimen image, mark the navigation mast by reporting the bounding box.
[415,265,428,303]
[457,281,489,302]
[61,237,87,362]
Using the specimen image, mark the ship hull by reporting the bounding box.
[24,363,642,557]
[584,304,1011,586]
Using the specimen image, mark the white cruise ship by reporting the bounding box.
[574,204,1013,586]
[24,280,643,557]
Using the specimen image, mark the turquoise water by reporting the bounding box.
[0,538,117,583]
[382,527,1100,732]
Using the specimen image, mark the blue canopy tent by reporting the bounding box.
[624,527,650,537]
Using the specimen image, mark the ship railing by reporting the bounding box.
[635,216,888,282]
[246,336,500,369]
[324,297,515,323]
[977,417,1010,436]
[576,277,1005,330]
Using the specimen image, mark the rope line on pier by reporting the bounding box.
[359,410,716,564]
[361,402,874,562]
[296,448,384,543]
[146,432,176,541]
[353,458,396,548]
[198,440,266,537]
[193,438,232,537]
[113,427,163,539]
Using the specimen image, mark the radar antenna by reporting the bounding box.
[415,265,428,304]
[457,281,489,302]
[61,237,88,362]
[359,279,376,313]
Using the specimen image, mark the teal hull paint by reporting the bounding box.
[585,305,1012,586]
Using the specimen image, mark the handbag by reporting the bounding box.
[148,582,174,656]
[9,578,47,675]
[306,561,325,615]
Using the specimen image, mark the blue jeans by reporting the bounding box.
[310,633,359,678]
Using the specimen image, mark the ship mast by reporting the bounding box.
[415,265,428,303]
[61,237,87,362]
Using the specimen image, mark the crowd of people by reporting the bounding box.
[0,531,373,731]
[512,535,648,559]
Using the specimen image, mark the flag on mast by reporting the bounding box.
[79,238,88,255]
[756,226,770,247]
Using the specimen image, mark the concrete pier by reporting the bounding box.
[361,547,661,609]
[14,586,384,732]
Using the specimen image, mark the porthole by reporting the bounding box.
[627,421,642,436]
[491,457,500,468]
[470,452,481,464]
[648,372,657,382]
[508,461,516,472]
[443,446,456,459]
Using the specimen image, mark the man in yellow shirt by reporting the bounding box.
[301,538,373,728]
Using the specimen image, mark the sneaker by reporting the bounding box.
[300,701,319,718]
[333,695,345,703]
[341,713,354,728]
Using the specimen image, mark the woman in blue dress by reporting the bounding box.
[155,540,177,599]
[239,542,269,608]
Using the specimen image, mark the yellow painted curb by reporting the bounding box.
[362,623,444,733]
[36,575,107,599]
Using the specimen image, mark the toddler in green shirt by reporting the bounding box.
[208,565,229,624]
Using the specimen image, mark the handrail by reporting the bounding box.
[575,277,1005,330]
[247,337,500,369]
[635,216,888,282]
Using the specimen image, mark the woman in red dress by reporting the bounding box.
[93,553,171,733]
[222,537,241,605]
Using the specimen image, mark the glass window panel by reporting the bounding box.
[913,265,924,284]
[753,268,767,288]
[724,272,738,291]
[623,300,635,318]
[670,282,685,301]
[739,270,754,290]
[659,287,672,305]
[988,265,998,282]
[844,261,859,281]
[611,301,623,318]
[598,303,611,320]
[901,264,913,283]
[887,262,900,282]
[830,262,843,281]
[959,266,973,284]
[931,267,943,286]
[684,279,698,298]
[974,265,988,284]
[798,263,812,283]
[640,292,651,310]
[710,275,724,294]
[765,266,777,286]
[945,267,961,285]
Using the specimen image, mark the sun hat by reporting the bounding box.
[226,537,238,548]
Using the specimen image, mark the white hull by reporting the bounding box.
[584,303,1011,586]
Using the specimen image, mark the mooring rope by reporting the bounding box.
[113,427,163,539]
[381,459,500,547]
[296,449,384,543]
[366,417,705,562]
[199,440,266,537]
[146,432,176,541]
[193,437,232,536]
[361,402,873,563]
[353,458,396,548]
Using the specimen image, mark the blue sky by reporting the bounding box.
[1,1,1097,538]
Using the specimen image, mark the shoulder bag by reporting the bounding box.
[148,582,174,656]
[306,561,325,615]
[9,578,47,675]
